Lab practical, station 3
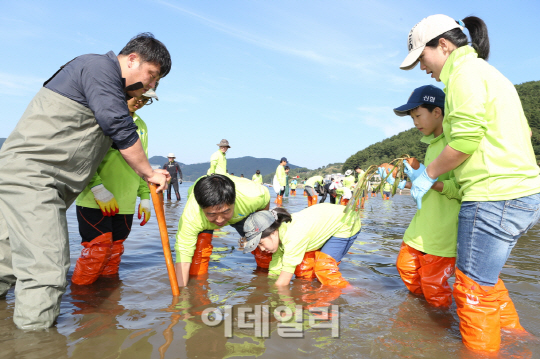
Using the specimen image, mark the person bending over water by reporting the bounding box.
[242,203,361,288]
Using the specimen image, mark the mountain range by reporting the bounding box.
[150,156,302,181]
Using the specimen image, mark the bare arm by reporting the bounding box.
[175,262,191,287]
[119,139,171,192]
[274,271,294,286]
[426,145,470,179]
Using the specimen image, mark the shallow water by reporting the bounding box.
[1,184,539,359]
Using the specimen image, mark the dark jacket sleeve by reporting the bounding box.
[81,57,139,150]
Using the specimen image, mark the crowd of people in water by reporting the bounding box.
[0,13,538,354]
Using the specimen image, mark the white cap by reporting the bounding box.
[143,88,159,100]
[400,14,463,70]
[345,170,353,176]
[168,153,175,158]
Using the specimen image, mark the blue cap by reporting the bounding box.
[393,85,445,117]
[281,157,287,162]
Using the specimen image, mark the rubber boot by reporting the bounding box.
[251,247,273,269]
[340,198,349,206]
[314,251,350,288]
[72,233,113,285]
[276,195,283,207]
[294,251,317,279]
[189,232,214,276]
[360,196,365,209]
[418,254,455,307]
[101,239,126,276]
[311,195,318,206]
[307,196,312,207]
[453,268,501,352]
[396,242,423,295]
[302,285,343,309]
[494,278,527,332]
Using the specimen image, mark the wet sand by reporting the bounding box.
[1,185,539,359]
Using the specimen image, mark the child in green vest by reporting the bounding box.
[389,84,461,308]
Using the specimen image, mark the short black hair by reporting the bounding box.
[256,170,260,174]
[120,32,172,77]
[409,104,444,117]
[354,166,361,171]
[193,174,236,209]
[284,166,290,171]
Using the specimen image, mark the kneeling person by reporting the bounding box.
[175,174,271,286]
[242,203,361,288]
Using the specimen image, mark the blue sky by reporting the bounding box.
[2,0,539,170]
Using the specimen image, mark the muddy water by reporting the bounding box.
[1,184,539,359]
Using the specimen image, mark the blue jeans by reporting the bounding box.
[320,230,361,262]
[457,193,540,286]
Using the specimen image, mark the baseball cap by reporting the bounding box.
[280,157,287,162]
[393,85,445,117]
[400,14,464,70]
[242,211,276,254]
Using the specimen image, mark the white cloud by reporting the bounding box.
[357,106,413,137]
[155,1,398,75]
[0,73,45,96]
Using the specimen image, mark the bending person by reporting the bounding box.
[242,204,361,288]
[0,33,171,330]
[304,175,324,206]
[274,157,287,206]
[174,174,271,287]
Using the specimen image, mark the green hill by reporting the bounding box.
[342,80,540,172]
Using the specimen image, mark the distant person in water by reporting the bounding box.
[274,157,287,206]
[319,178,336,204]
[305,175,324,206]
[289,176,297,196]
[207,139,229,175]
[284,166,290,198]
[252,170,263,184]
[163,153,183,201]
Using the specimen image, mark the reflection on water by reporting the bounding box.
[1,185,539,358]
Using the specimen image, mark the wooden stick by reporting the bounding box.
[149,184,180,296]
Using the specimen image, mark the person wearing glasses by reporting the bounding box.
[72,89,159,286]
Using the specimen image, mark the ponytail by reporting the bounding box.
[425,15,490,60]
[261,208,292,238]
[463,16,490,60]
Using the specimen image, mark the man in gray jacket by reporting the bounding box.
[0,33,172,330]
